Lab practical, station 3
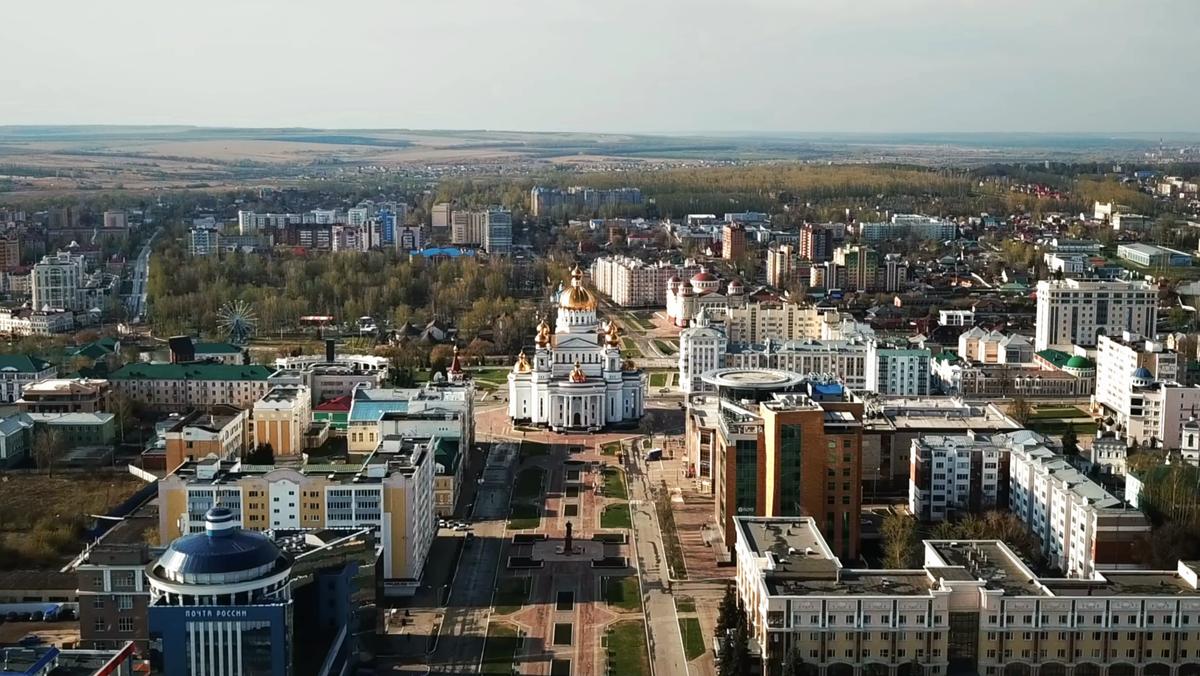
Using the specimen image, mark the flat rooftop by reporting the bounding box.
[928,540,1044,596]
[767,570,934,597]
[1041,573,1197,597]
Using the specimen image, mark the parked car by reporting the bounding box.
[17,612,31,622]
[30,611,43,622]
[4,612,16,622]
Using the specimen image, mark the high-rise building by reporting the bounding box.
[0,234,19,271]
[431,202,451,229]
[1034,278,1157,350]
[722,222,747,260]
[836,245,879,291]
[48,207,80,229]
[703,369,864,558]
[859,214,958,243]
[450,209,487,246]
[482,207,512,254]
[799,223,836,262]
[530,186,643,217]
[589,256,701,307]
[31,250,86,310]
[765,244,795,287]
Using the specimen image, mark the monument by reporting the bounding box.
[558,521,580,556]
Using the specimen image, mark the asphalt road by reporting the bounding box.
[126,227,161,321]
[627,454,691,676]
[428,441,517,674]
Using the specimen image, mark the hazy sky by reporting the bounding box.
[2,0,1197,133]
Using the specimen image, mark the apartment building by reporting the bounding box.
[723,301,850,344]
[867,342,932,396]
[0,234,20,271]
[859,214,957,243]
[75,544,154,654]
[187,228,220,256]
[723,222,747,260]
[909,431,1021,522]
[17,378,109,413]
[678,311,727,394]
[162,406,249,472]
[251,386,312,456]
[482,207,512,254]
[431,202,451,229]
[703,368,863,558]
[530,186,643,217]
[0,307,76,336]
[0,354,56,403]
[800,223,838,263]
[766,245,797,287]
[1008,437,1149,579]
[450,209,487,246]
[1094,333,1182,444]
[31,250,86,310]
[1034,279,1157,351]
[589,256,701,307]
[737,516,1200,676]
[160,448,435,595]
[107,363,275,413]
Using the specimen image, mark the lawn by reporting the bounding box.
[601,504,632,529]
[625,312,657,331]
[472,367,512,387]
[1030,420,1099,436]
[606,621,651,676]
[494,578,531,614]
[621,337,643,358]
[675,597,696,613]
[1030,407,1088,419]
[603,467,628,501]
[649,373,669,388]
[653,340,677,356]
[521,441,550,457]
[481,622,521,674]
[605,576,642,612]
[513,467,545,500]
[0,474,147,567]
[600,441,622,456]
[679,618,706,661]
[509,503,541,530]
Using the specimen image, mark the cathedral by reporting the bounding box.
[508,266,646,432]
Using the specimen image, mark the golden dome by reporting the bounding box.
[604,321,621,347]
[535,317,551,347]
[559,265,596,311]
[513,351,532,373]
[569,360,587,383]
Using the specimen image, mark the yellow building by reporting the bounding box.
[158,439,435,597]
[736,516,1200,676]
[250,385,312,456]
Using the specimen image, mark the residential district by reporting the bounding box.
[2,166,1200,676]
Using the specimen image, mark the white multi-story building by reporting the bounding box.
[482,207,512,254]
[858,214,957,243]
[908,431,1019,522]
[666,271,746,327]
[431,203,451,229]
[1094,332,1184,444]
[677,311,726,394]
[1034,278,1157,351]
[722,301,851,344]
[1008,436,1149,579]
[866,342,931,396]
[188,228,220,256]
[450,209,486,246]
[589,256,701,308]
[938,309,974,326]
[0,355,56,402]
[31,251,86,311]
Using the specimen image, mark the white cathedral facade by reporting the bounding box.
[508,267,646,432]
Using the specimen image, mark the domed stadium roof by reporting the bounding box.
[155,507,285,582]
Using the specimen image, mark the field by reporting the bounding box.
[679,618,706,661]
[606,621,651,676]
[0,473,146,568]
[625,312,657,332]
[603,467,628,501]
[494,578,531,615]
[620,337,643,359]
[513,468,545,500]
[649,373,669,388]
[509,504,541,530]
[604,576,642,612]
[471,367,512,389]
[600,441,622,456]
[653,340,678,356]
[601,504,633,529]
[481,622,521,674]
[520,441,550,457]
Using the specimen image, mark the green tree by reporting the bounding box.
[716,583,739,635]
[246,442,274,465]
[1061,423,1079,457]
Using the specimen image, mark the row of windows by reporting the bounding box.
[990,614,1197,627]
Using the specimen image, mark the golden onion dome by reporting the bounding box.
[569,360,587,383]
[513,351,532,373]
[558,265,596,311]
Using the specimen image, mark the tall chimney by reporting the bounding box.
[325,339,335,364]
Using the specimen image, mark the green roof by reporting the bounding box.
[109,363,274,381]
[1065,355,1094,369]
[194,342,242,355]
[433,437,460,475]
[1036,349,1072,369]
[0,355,53,374]
[933,351,958,363]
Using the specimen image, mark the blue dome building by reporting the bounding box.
[148,507,295,676]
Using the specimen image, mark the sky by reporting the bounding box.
[2,0,1197,134]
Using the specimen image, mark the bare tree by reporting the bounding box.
[108,390,134,444]
[881,511,918,568]
[1006,396,1033,426]
[33,428,67,476]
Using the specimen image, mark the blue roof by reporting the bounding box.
[349,400,409,422]
[812,383,844,396]
[412,247,476,258]
[157,508,283,577]
[1133,367,1153,379]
